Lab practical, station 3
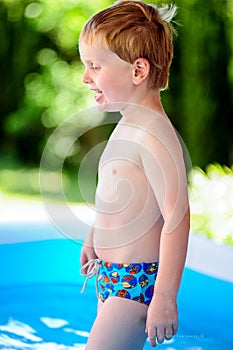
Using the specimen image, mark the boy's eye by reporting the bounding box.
[91,64,100,71]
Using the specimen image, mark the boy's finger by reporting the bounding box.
[147,326,157,347]
[165,325,173,340]
[156,326,165,344]
[172,322,178,335]
[149,336,157,347]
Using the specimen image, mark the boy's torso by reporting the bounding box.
[94,116,164,263]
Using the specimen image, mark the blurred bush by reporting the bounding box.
[189,164,233,246]
[0,0,232,168]
[0,0,112,165]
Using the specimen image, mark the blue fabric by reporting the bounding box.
[98,261,159,305]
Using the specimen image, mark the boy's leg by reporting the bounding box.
[86,296,148,350]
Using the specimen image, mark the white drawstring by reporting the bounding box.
[80,259,101,295]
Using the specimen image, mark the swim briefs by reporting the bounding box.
[97,261,159,306]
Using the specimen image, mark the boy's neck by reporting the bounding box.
[120,89,166,121]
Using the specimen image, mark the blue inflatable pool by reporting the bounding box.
[0,221,232,349]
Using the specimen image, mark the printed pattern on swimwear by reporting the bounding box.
[97,261,159,306]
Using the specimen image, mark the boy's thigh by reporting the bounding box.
[86,296,148,350]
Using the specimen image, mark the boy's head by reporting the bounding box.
[80,0,177,91]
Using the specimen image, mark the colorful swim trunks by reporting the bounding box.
[97,261,159,306]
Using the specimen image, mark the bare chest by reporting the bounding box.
[96,124,148,204]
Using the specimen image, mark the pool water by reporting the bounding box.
[0,238,233,349]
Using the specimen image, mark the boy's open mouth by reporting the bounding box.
[94,89,103,102]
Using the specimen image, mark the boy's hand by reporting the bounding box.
[80,245,98,273]
[145,294,178,347]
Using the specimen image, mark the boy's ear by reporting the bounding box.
[132,58,150,85]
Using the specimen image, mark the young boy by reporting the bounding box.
[79,1,190,349]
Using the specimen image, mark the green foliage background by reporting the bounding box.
[0,0,232,169]
[0,0,233,244]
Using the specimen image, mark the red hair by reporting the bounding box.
[80,0,177,90]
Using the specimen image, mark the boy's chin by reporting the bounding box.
[97,101,126,113]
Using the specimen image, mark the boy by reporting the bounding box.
[79,1,190,349]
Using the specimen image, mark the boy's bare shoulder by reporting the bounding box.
[136,111,180,143]
[135,111,183,161]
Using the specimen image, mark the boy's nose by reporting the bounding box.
[82,70,92,84]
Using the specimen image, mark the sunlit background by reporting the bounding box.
[0,0,232,245]
[0,1,233,349]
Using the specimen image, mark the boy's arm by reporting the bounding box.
[146,210,190,346]
[80,225,98,271]
[140,121,190,347]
